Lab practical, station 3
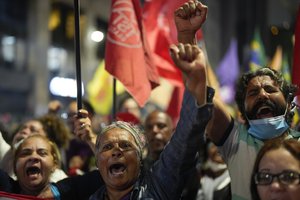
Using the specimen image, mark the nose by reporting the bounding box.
[258,89,269,100]
[112,145,123,158]
[269,177,284,191]
[28,152,40,162]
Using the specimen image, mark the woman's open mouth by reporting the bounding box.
[109,163,126,177]
[26,166,41,178]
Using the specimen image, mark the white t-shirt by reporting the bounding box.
[0,132,11,161]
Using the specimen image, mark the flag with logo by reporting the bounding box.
[105,0,160,107]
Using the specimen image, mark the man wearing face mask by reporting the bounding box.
[174,1,300,199]
[223,68,300,199]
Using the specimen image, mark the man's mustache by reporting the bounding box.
[252,100,276,115]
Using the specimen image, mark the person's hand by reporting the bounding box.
[174,0,208,43]
[74,109,97,150]
[170,43,207,106]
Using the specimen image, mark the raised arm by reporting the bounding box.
[174,0,207,45]
[152,43,213,199]
[170,43,207,105]
[174,1,232,145]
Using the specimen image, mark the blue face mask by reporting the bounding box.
[248,114,289,140]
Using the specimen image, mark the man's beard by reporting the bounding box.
[246,99,286,120]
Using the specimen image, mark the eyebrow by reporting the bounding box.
[20,147,49,152]
[258,168,271,172]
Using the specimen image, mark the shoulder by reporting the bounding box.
[0,169,19,193]
[89,187,105,200]
[287,128,300,140]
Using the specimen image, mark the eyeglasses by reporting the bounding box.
[254,170,300,185]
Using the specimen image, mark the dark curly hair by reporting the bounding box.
[39,113,71,148]
[235,67,298,126]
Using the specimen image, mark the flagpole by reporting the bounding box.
[112,78,117,121]
[74,0,82,111]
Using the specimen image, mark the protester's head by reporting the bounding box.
[95,121,145,191]
[117,93,142,120]
[12,120,47,147]
[39,113,71,149]
[13,134,60,196]
[201,141,227,174]
[207,142,225,164]
[144,110,173,160]
[251,138,300,200]
[235,67,298,126]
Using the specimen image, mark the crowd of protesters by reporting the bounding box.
[1,0,300,200]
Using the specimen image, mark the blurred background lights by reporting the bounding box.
[91,30,104,42]
[49,76,84,97]
[271,26,279,35]
[1,36,16,62]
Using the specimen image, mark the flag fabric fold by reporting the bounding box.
[248,28,267,71]
[216,38,240,104]
[143,0,203,87]
[166,86,184,125]
[269,45,291,83]
[282,54,291,83]
[142,0,203,123]
[269,45,283,71]
[105,0,160,107]
[87,61,125,115]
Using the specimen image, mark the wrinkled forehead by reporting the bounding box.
[248,75,278,87]
[16,137,52,156]
[22,136,50,148]
[246,75,281,93]
[97,128,138,146]
[146,112,172,127]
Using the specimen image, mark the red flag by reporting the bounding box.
[166,86,184,126]
[0,191,52,200]
[143,0,203,87]
[293,5,300,97]
[105,0,160,107]
[143,0,203,122]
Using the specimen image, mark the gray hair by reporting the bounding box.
[95,121,145,157]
